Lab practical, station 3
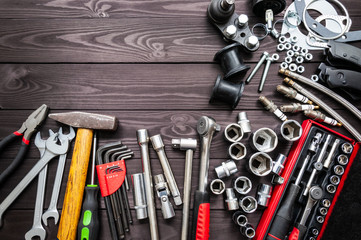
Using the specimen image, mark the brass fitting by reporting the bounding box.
[304,110,342,127]
[276,85,313,104]
[259,95,287,121]
[280,103,319,113]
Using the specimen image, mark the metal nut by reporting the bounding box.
[289,63,297,72]
[286,50,295,57]
[277,43,285,51]
[278,36,287,43]
[248,152,273,176]
[305,53,313,61]
[297,65,305,74]
[229,142,247,160]
[272,53,280,61]
[233,176,252,195]
[292,45,300,52]
[295,56,304,64]
[285,56,293,64]
[284,42,292,50]
[311,75,319,82]
[210,179,226,195]
[301,48,308,54]
[280,62,288,69]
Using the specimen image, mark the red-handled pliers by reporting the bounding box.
[0,104,48,185]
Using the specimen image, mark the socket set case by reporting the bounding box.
[255,120,359,240]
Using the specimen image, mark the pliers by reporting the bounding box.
[0,104,49,185]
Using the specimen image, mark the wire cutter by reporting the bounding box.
[0,104,49,185]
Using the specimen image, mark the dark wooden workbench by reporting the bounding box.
[1,0,361,239]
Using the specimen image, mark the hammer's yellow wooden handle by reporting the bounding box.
[57,128,93,240]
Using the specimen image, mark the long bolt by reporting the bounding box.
[245,52,269,84]
[258,57,272,92]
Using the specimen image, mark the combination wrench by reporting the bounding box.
[0,133,69,231]
[42,127,75,226]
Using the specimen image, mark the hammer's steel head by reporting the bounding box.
[49,112,117,131]
[171,138,197,150]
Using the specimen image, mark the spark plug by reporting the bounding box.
[304,110,342,127]
[280,103,319,113]
[277,85,313,104]
[259,95,287,121]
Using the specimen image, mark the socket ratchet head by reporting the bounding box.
[224,123,244,143]
[232,211,248,227]
[215,160,238,179]
[233,176,252,195]
[341,142,353,154]
[251,128,278,152]
[229,142,247,161]
[248,152,273,176]
[279,120,303,142]
[239,196,258,213]
[210,179,226,195]
[224,188,239,211]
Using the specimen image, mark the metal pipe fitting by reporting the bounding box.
[259,95,287,122]
[337,154,349,165]
[333,165,345,176]
[154,174,175,219]
[224,188,239,211]
[316,216,325,224]
[326,184,337,194]
[256,184,273,207]
[150,134,182,206]
[233,176,252,195]
[237,112,252,135]
[210,179,226,195]
[304,110,342,127]
[232,211,248,227]
[136,129,159,240]
[229,142,247,161]
[322,199,331,208]
[224,123,243,143]
[239,196,258,213]
[341,142,353,154]
[323,139,340,169]
[319,207,328,216]
[240,224,256,238]
[248,152,273,176]
[132,173,148,220]
[272,153,286,176]
[276,85,312,104]
[251,128,278,152]
[330,175,340,185]
[215,160,238,179]
[280,103,319,113]
[279,120,303,142]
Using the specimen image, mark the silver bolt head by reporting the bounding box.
[238,14,249,27]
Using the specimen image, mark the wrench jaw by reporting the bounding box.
[42,209,59,226]
[24,225,46,240]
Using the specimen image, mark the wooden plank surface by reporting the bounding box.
[1,0,361,239]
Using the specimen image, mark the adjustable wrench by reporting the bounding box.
[42,127,75,226]
[0,133,69,228]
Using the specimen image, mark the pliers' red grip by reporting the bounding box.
[192,190,210,240]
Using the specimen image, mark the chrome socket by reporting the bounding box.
[240,224,256,238]
[224,123,243,143]
[256,184,273,207]
[312,228,319,236]
[251,128,278,152]
[248,152,273,176]
[319,207,328,216]
[154,174,175,219]
[224,188,239,211]
[210,179,226,195]
[316,216,325,224]
[341,142,353,154]
[238,112,252,135]
[229,142,247,161]
[215,160,238,179]
[333,165,345,176]
[337,154,349,165]
[326,184,337,194]
[232,211,248,227]
[279,120,302,142]
[329,175,340,185]
[322,199,331,208]
[233,176,252,195]
[239,196,258,213]
[132,173,148,220]
[272,153,286,176]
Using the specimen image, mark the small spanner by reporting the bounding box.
[42,127,75,226]
[0,133,69,229]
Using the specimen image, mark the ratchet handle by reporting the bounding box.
[191,190,210,240]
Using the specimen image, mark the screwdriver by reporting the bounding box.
[266,133,322,240]
[78,133,100,240]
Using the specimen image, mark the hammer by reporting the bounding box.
[49,111,117,240]
[172,138,197,240]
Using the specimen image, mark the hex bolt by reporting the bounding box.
[224,188,239,211]
[256,184,273,207]
[237,112,252,135]
[239,196,258,213]
[337,154,349,165]
[245,52,269,84]
[341,142,353,154]
[229,142,247,160]
[333,165,345,176]
[210,179,226,195]
[330,175,340,185]
[248,152,273,176]
[238,14,248,27]
[304,110,342,127]
[223,25,237,39]
[276,85,312,104]
[258,57,272,92]
[326,184,337,194]
[233,176,252,195]
[280,103,319,113]
[259,95,288,122]
[245,35,259,50]
[322,199,331,208]
[272,53,279,61]
[215,160,238,179]
[232,211,248,227]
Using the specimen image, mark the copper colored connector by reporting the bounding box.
[259,95,287,121]
[276,85,313,104]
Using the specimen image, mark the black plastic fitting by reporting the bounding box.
[214,43,250,80]
[209,75,244,109]
[252,0,286,17]
[207,0,235,24]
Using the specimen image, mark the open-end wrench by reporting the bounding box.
[42,127,75,226]
[0,133,69,228]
